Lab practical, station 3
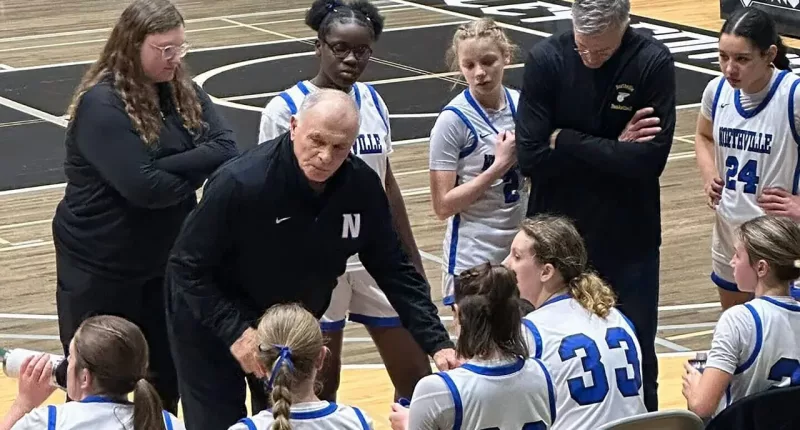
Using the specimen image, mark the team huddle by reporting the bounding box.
[1,0,799,429]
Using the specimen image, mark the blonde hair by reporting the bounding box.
[520,215,617,318]
[256,304,324,430]
[444,18,519,87]
[66,0,204,146]
[738,215,800,287]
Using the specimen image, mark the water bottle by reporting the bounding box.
[688,352,708,373]
[1,347,68,390]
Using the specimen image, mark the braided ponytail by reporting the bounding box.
[267,346,296,430]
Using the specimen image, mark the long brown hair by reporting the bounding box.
[66,0,204,146]
[520,215,617,318]
[73,315,165,430]
[256,304,325,430]
[454,263,528,360]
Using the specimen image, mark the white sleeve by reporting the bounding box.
[793,82,800,137]
[429,110,470,171]
[700,77,723,121]
[10,406,49,430]
[706,305,756,375]
[376,91,393,156]
[167,413,188,430]
[408,374,456,430]
[258,96,293,145]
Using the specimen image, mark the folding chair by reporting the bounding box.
[596,409,704,430]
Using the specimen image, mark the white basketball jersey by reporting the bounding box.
[14,397,184,430]
[715,296,800,416]
[711,70,800,225]
[421,357,556,430]
[264,80,392,187]
[522,295,647,430]
[441,87,527,281]
[230,401,371,430]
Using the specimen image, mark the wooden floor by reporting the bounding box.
[0,0,794,428]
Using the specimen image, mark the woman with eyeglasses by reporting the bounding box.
[52,0,238,413]
[258,0,431,404]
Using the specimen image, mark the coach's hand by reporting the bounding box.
[619,107,661,142]
[758,187,800,221]
[433,348,461,371]
[231,327,266,378]
[704,176,724,209]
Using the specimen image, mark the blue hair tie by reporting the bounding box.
[266,345,295,391]
[326,1,339,12]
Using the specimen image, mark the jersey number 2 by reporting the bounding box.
[768,358,800,387]
[482,155,520,204]
[482,422,546,430]
[724,156,760,194]
[558,328,643,406]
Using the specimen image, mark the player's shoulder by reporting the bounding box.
[266,80,312,114]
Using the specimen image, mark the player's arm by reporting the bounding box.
[385,161,427,281]
[73,86,196,209]
[695,78,723,209]
[258,96,293,144]
[153,85,240,184]
[551,52,677,178]
[682,307,748,418]
[359,173,454,356]
[429,110,515,220]
[166,168,250,348]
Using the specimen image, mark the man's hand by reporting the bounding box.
[389,403,410,430]
[433,348,461,371]
[619,107,662,142]
[704,176,724,210]
[758,187,800,221]
[230,327,266,378]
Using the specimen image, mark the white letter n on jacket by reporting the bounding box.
[342,213,361,239]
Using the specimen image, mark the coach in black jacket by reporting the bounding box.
[515,0,676,413]
[165,89,457,430]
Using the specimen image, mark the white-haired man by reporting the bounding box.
[515,0,677,412]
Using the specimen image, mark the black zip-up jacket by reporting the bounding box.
[165,131,454,355]
[52,77,239,281]
[516,27,676,261]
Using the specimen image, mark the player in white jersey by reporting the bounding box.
[229,304,374,430]
[503,215,647,429]
[429,18,526,307]
[388,263,556,430]
[257,0,430,402]
[1,316,184,430]
[682,215,800,419]
[694,7,800,311]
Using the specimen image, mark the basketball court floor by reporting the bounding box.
[0,0,798,427]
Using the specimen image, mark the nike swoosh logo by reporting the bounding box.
[479,133,491,138]
[276,217,291,224]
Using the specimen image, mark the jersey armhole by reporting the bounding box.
[365,83,390,132]
[711,77,726,123]
[434,372,463,430]
[787,79,800,195]
[278,92,298,116]
[47,405,57,430]
[531,358,557,424]
[521,319,542,359]
[440,107,478,159]
[352,406,370,430]
[734,303,763,375]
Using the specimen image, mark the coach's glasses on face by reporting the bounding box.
[324,40,372,61]
[150,42,190,61]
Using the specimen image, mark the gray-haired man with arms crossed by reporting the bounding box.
[515,0,677,411]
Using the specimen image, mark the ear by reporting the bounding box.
[766,44,778,64]
[289,115,298,140]
[80,368,93,392]
[315,346,329,371]
[540,263,556,283]
[756,259,770,278]
[314,39,322,57]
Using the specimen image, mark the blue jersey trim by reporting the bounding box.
[441,107,478,158]
[435,372,463,430]
[735,303,763,374]
[734,70,789,119]
[521,319,542,359]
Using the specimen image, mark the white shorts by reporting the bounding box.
[319,268,400,332]
[442,273,455,307]
[711,215,741,292]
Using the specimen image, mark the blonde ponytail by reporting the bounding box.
[569,272,617,318]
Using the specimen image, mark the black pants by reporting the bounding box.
[166,290,269,430]
[55,252,179,414]
[592,250,660,412]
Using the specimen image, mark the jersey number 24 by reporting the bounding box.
[725,156,760,194]
[559,328,643,406]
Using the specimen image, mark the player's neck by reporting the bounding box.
[532,286,570,309]
[755,278,790,298]
[742,67,774,95]
[310,74,352,93]
[471,86,505,111]
[291,380,320,404]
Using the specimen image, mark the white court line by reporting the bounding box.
[0,219,51,230]
[0,240,52,252]
[0,237,10,245]
[0,96,67,128]
[658,302,720,312]
[0,313,58,320]
[419,250,444,265]
[388,0,721,78]
[0,64,13,70]
[0,183,66,197]
[677,102,701,110]
[393,168,428,177]
[0,334,59,340]
[658,322,717,331]
[655,337,692,352]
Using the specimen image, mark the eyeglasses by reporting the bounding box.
[150,42,189,60]
[573,46,616,57]
[323,40,372,61]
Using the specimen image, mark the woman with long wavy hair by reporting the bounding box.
[52,0,238,413]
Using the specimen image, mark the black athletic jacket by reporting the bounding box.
[516,26,676,261]
[165,132,453,355]
[52,77,239,281]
